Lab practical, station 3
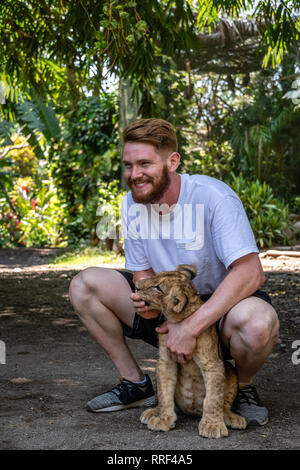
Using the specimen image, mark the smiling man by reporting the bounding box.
[124,141,172,204]
[69,118,279,425]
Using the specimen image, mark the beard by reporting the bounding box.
[128,165,171,204]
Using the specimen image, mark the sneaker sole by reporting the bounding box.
[86,395,157,413]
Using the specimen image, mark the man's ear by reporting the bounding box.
[175,264,196,280]
[166,152,180,172]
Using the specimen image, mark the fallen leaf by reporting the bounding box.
[10,377,32,384]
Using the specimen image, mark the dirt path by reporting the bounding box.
[0,248,299,451]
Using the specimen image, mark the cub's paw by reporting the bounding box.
[140,407,160,424]
[198,419,228,438]
[224,411,247,429]
[143,412,177,432]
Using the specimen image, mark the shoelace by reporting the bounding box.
[110,379,144,399]
[237,385,263,406]
[110,379,132,396]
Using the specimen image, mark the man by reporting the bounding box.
[69,118,279,425]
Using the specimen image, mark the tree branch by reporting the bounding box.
[0,136,31,160]
[174,17,299,74]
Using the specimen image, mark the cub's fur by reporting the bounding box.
[135,264,247,438]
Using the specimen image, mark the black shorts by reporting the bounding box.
[118,270,166,347]
[117,270,272,355]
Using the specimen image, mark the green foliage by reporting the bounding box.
[226,68,300,198]
[193,0,300,68]
[149,62,194,155]
[0,131,66,248]
[0,0,198,115]
[0,176,66,247]
[3,1,299,115]
[184,140,234,181]
[1,1,299,251]
[107,1,197,115]
[49,94,119,245]
[49,245,124,267]
[291,195,300,214]
[96,180,126,247]
[0,207,22,247]
[0,94,119,248]
[230,173,292,248]
[0,88,61,159]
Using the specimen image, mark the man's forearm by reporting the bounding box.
[186,254,265,337]
[133,268,155,284]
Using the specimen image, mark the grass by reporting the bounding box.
[49,246,125,267]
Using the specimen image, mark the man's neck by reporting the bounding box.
[157,172,181,208]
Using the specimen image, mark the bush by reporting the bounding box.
[0,207,22,247]
[95,180,126,252]
[230,174,292,248]
[184,141,234,182]
[291,195,300,215]
[49,94,119,245]
[0,176,67,247]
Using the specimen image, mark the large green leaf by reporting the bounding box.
[35,100,60,139]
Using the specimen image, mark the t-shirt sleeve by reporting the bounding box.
[211,195,259,269]
[121,197,151,271]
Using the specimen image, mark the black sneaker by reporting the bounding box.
[86,374,156,412]
[232,384,268,426]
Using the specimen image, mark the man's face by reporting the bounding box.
[123,142,171,204]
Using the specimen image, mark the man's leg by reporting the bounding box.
[69,267,156,412]
[219,295,279,425]
[219,296,279,384]
[69,267,144,382]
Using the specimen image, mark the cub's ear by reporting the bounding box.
[165,287,188,314]
[175,264,197,280]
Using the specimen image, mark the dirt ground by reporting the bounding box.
[0,247,299,451]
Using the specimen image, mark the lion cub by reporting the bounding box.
[135,264,247,438]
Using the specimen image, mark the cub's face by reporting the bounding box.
[135,264,200,322]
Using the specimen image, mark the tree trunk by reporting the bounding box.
[118,76,139,189]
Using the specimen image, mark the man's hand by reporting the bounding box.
[130,292,160,319]
[156,320,197,364]
[131,268,160,319]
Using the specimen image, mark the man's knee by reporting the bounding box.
[69,267,135,324]
[246,312,279,353]
[69,267,103,310]
[223,298,279,354]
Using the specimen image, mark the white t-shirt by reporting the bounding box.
[121,173,258,295]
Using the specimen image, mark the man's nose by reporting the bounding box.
[131,166,143,180]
